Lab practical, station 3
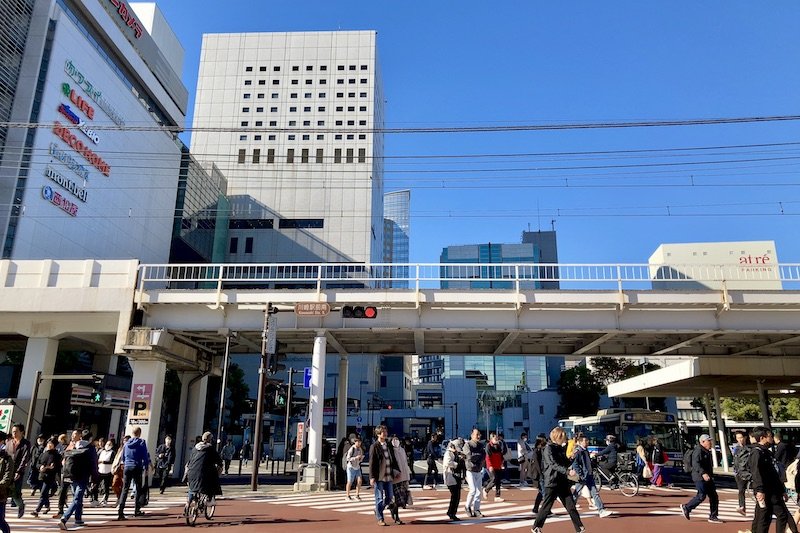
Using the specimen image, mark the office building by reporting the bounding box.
[0,0,188,262]
[383,189,410,287]
[191,31,385,264]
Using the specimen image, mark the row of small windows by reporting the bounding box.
[236,131,367,141]
[243,78,368,87]
[237,148,367,164]
[229,220,326,252]
[241,98,368,113]
[245,65,368,73]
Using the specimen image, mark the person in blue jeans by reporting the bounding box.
[117,426,150,520]
[60,431,98,530]
[368,425,398,527]
[680,434,722,523]
[571,434,612,518]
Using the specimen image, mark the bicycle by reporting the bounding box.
[592,458,639,497]
[184,492,216,526]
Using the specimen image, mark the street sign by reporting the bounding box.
[0,404,13,433]
[303,367,312,389]
[266,313,277,354]
[295,422,305,451]
[127,383,152,425]
[294,302,331,317]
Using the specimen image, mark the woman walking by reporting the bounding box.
[97,439,115,505]
[344,436,364,501]
[31,438,60,517]
[530,427,584,533]
[389,435,412,525]
[530,436,546,515]
[443,437,466,521]
[368,425,398,527]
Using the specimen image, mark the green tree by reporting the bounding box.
[590,357,636,386]
[557,366,603,417]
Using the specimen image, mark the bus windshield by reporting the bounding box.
[623,423,681,451]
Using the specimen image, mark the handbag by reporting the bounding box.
[642,464,653,479]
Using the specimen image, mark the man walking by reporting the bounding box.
[59,431,97,530]
[462,429,486,518]
[732,430,752,516]
[368,425,398,527]
[571,434,612,517]
[517,433,532,487]
[154,435,175,493]
[680,434,722,523]
[423,434,440,489]
[749,426,798,533]
[5,423,31,518]
[117,427,149,520]
[221,439,236,475]
[482,432,505,502]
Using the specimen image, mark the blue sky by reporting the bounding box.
[158,1,800,263]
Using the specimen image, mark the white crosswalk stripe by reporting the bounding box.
[650,499,752,522]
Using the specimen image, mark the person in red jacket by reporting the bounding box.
[482,432,505,502]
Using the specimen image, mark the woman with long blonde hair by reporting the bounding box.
[530,427,584,533]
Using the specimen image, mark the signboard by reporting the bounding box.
[0,404,13,433]
[294,303,331,317]
[623,412,675,423]
[303,367,312,389]
[266,313,277,354]
[127,383,152,425]
[295,422,305,452]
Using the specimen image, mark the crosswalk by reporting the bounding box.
[650,499,759,523]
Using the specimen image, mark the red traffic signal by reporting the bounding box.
[342,305,378,319]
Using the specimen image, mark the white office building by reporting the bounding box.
[191,31,385,264]
[0,0,188,262]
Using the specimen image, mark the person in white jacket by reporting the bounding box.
[517,433,533,487]
[389,435,412,525]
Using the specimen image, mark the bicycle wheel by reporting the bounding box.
[593,469,603,490]
[204,497,216,520]
[618,472,638,497]
[185,500,199,527]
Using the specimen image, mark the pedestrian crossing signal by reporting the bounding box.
[91,388,103,404]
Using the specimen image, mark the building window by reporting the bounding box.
[360,65,368,70]
[273,66,280,72]
[268,135,276,140]
[269,121,277,126]
[319,79,327,85]
[306,65,313,71]
[287,148,294,163]
[256,107,264,112]
[316,134,324,140]
[253,149,261,163]
[348,79,356,84]
[360,78,367,84]
[346,134,354,140]
[259,66,267,72]
[360,106,367,111]
[318,106,326,112]
[270,107,278,112]
[334,134,342,140]
[272,80,280,85]
[349,65,356,71]
[290,93,298,98]
[358,148,366,163]
[320,65,327,71]
[278,219,324,229]
[335,120,343,126]
[288,134,295,140]
[334,148,342,163]
[229,237,238,253]
[291,79,298,85]
[292,66,299,71]
[301,148,309,163]
[358,134,366,140]
[272,93,279,98]
[346,148,354,163]
[337,65,345,71]
[319,92,326,98]
[304,93,312,98]
[348,106,355,112]
[267,148,275,163]
[255,135,262,140]
[242,107,250,112]
[336,92,344,98]
[303,106,311,112]
[258,80,265,85]
[288,120,296,126]
[245,66,253,72]
[360,92,367,97]
[348,92,355,98]
[347,120,354,126]
[380,375,387,387]
[257,93,264,98]
[245,237,253,254]
[241,121,249,126]
[237,149,246,164]
[302,134,310,140]
[229,219,274,230]
[289,107,297,112]
[305,79,312,85]
[317,120,325,126]
[244,80,252,86]
[337,79,344,85]
[303,120,311,126]
[316,148,324,163]
[359,120,366,125]
[255,121,263,126]
[239,135,247,141]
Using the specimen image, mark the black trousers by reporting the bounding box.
[154,467,170,491]
[736,475,748,509]
[483,468,501,496]
[57,481,72,513]
[532,482,583,532]
[447,483,461,517]
[117,467,143,516]
[423,460,439,486]
[752,493,797,533]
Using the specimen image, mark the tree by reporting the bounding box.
[590,357,636,386]
[721,397,800,422]
[557,366,603,417]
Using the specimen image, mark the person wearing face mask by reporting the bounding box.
[389,435,412,525]
[154,435,175,494]
[96,439,115,505]
[31,437,61,517]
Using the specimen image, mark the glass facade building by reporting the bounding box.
[383,190,410,288]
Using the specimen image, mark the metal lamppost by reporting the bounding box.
[215,330,236,451]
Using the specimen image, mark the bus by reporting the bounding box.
[684,420,800,450]
[572,408,683,462]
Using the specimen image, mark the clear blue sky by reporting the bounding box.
[158,1,800,263]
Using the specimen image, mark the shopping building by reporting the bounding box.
[190,31,385,264]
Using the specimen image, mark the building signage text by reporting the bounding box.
[61,83,94,119]
[65,60,125,126]
[52,121,111,176]
[45,165,88,202]
[109,0,144,39]
[49,143,89,181]
[42,186,78,216]
[739,254,774,273]
[57,104,100,144]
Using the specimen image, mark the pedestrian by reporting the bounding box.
[28,434,45,497]
[59,430,98,530]
[221,438,235,475]
[530,436,546,515]
[53,430,80,519]
[530,426,584,533]
[635,438,648,482]
[389,435,412,525]
[749,426,798,533]
[732,430,752,517]
[344,436,364,501]
[462,428,486,518]
[368,425,398,527]
[571,433,612,517]
[334,436,350,489]
[96,439,114,505]
[31,437,60,517]
[5,423,32,518]
[423,434,440,489]
[0,431,13,533]
[117,426,150,520]
[241,440,251,467]
[517,432,533,487]
[680,433,722,523]
[650,437,669,487]
[595,434,618,483]
[154,435,174,493]
[111,435,129,500]
[443,437,466,521]
[482,432,505,502]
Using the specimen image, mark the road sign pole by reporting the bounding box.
[216,332,233,451]
[283,367,294,475]
[251,304,271,491]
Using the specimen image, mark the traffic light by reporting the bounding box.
[342,305,378,319]
[275,386,287,407]
[222,389,233,428]
[91,388,103,404]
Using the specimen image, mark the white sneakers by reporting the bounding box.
[599,509,613,518]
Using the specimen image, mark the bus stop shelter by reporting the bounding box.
[608,356,800,471]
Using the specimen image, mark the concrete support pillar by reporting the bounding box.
[18,338,59,435]
[93,354,120,441]
[174,372,208,476]
[108,410,122,441]
[308,332,327,467]
[703,394,719,468]
[126,360,167,453]
[757,380,772,429]
[713,387,729,472]
[336,355,349,445]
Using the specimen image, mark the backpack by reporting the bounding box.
[682,448,694,474]
[734,445,752,481]
[63,447,91,481]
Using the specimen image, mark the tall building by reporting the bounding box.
[0,0,188,262]
[191,31,385,264]
[383,189,410,287]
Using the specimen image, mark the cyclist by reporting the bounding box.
[185,432,223,507]
[595,435,618,486]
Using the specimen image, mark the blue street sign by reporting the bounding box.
[303,367,312,389]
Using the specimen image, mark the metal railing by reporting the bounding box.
[137,262,800,292]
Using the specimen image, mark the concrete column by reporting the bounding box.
[108,410,122,441]
[18,337,59,435]
[126,360,167,453]
[713,387,729,472]
[336,355,349,444]
[703,394,719,468]
[174,372,208,476]
[92,354,118,374]
[308,332,327,466]
[757,380,772,429]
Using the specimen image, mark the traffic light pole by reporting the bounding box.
[215,331,234,451]
[25,372,104,438]
[251,304,274,491]
[282,367,295,474]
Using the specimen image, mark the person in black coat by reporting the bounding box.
[185,432,223,503]
[530,436,547,515]
[531,427,584,533]
[750,426,798,533]
[680,434,720,523]
[31,438,60,517]
[154,436,175,494]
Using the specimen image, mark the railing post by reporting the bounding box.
[316,265,323,294]
[136,264,146,310]
[515,264,520,294]
[216,265,224,308]
[616,264,623,293]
